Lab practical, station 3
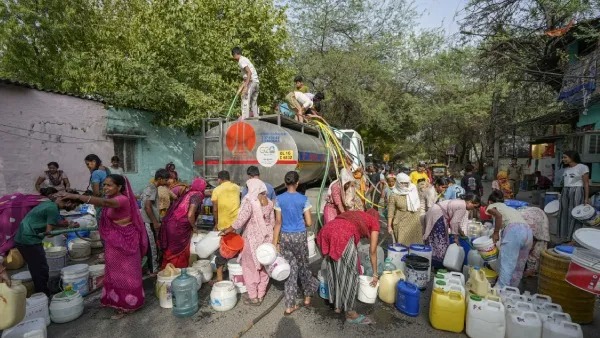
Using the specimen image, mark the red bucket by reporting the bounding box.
[565,249,600,295]
[219,233,244,259]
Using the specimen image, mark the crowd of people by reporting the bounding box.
[0,149,592,324]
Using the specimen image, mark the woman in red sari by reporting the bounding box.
[59,175,148,319]
[159,178,206,268]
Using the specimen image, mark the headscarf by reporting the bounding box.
[172,178,207,220]
[496,171,512,198]
[243,178,269,268]
[336,209,380,238]
[392,173,421,212]
[328,168,353,196]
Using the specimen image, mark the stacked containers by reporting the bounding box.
[465,295,506,338]
[429,286,466,333]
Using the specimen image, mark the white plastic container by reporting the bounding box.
[227,260,246,293]
[255,243,277,265]
[465,295,506,338]
[67,238,91,261]
[195,231,221,258]
[25,293,50,326]
[0,282,27,331]
[49,291,83,323]
[88,264,105,291]
[88,231,103,249]
[499,286,520,303]
[541,311,571,325]
[210,281,237,312]
[543,319,582,338]
[537,302,563,316]
[443,243,465,272]
[60,264,90,297]
[307,231,317,258]
[43,235,66,248]
[467,249,484,268]
[192,260,213,283]
[386,243,408,272]
[44,246,67,277]
[436,271,465,286]
[357,275,378,304]
[531,294,552,311]
[156,269,180,309]
[506,311,542,338]
[266,255,291,281]
[190,233,206,255]
[11,271,34,297]
[186,268,202,291]
[1,318,47,338]
[504,295,529,313]
[409,244,432,279]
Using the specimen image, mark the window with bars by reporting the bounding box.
[588,134,600,154]
[113,137,138,173]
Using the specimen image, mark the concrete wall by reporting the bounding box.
[0,83,113,194]
[106,108,198,193]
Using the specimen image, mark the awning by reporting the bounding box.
[516,110,579,127]
[528,134,568,144]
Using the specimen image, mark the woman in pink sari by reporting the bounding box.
[221,178,274,306]
[59,175,148,319]
[323,170,353,224]
[159,178,207,269]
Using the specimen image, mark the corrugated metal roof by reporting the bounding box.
[0,78,106,103]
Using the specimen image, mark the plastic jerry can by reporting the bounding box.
[395,281,420,317]
[0,282,27,330]
[465,295,506,338]
[531,294,552,312]
[540,311,570,325]
[506,301,534,322]
[506,311,542,338]
[430,288,465,333]
[433,280,466,298]
[504,294,529,313]
[466,266,490,297]
[435,271,465,286]
[443,243,465,272]
[499,286,520,303]
[542,320,583,338]
[537,302,563,316]
[467,249,484,268]
[378,269,405,304]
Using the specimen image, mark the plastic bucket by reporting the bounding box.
[219,233,244,259]
[210,281,237,312]
[45,246,67,277]
[472,236,499,261]
[565,248,600,295]
[387,243,408,271]
[11,271,34,297]
[403,254,430,289]
[88,264,105,291]
[307,231,317,258]
[544,200,560,217]
[61,264,90,296]
[544,192,560,208]
[156,271,180,309]
[409,244,432,279]
[571,204,600,227]
[67,238,91,261]
[195,231,221,258]
[227,260,246,293]
[267,255,291,281]
[357,275,378,304]
[192,260,213,283]
[256,243,277,266]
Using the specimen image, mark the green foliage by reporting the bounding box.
[0,0,292,131]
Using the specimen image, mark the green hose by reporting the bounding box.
[225,93,240,119]
[316,132,332,230]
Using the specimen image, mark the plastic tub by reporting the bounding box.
[256,243,277,265]
[156,265,181,309]
[61,264,90,296]
[267,255,291,281]
[44,246,67,278]
[67,238,91,261]
[88,264,105,291]
[386,243,408,272]
[192,260,213,283]
[565,248,600,295]
[210,281,237,311]
[49,291,83,323]
[227,260,246,293]
[220,233,244,259]
[357,275,378,304]
[544,199,560,217]
[571,204,600,226]
[1,318,47,338]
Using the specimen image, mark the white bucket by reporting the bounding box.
[387,244,408,272]
[256,243,277,265]
[192,260,213,283]
[195,231,221,258]
[544,200,560,217]
[571,204,600,226]
[443,243,465,272]
[43,235,66,248]
[357,275,378,304]
[156,270,180,309]
[24,293,50,326]
[1,318,47,338]
[44,246,67,277]
[61,264,90,296]
[307,231,317,258]
[67,238,91,261]
[210,281,237,312]
[227,260,246,293]
[267,255,291,281]
[88,231,103,249]
[49,291,83,324]
[190,233,206,255]
[88,264,105,291]
[186,268,202,291]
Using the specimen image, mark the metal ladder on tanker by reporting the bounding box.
[201,118,225,183]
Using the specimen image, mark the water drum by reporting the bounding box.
[45,246,67,277]
[571,204,600,227]
[409,244,432,279]
[387,243,408,271]
[192,260,213,283]
[573,228,600,255]
[565,248,600,295]
[544,192,560,209]
[67,238,91,261]
[544,200,560,217]
[61,264,90,297]
[403,254,430,289]
[227,260,246,293]
[210,281,237,312]
[472,236,499,262]
[156,264,181,308]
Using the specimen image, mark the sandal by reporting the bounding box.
[283,305,300,316]
[303,296,312,307]
[346,314,374,325]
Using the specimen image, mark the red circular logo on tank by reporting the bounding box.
[225,122,256,153]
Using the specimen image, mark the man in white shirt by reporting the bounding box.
[285,91,314,122]
[232,47,259,119]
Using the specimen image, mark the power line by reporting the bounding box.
[0,123,109,142]
[0,128,101,144]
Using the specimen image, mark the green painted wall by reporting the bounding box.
[576,103,600,129]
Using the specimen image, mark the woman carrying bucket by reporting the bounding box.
[272,171,318,315]
[221,178,274,306]
[317,209,380,325]
[159,178,207,269]
[58,174,148,319]
[485,194,533,288]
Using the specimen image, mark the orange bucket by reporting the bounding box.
[220,233,244,259]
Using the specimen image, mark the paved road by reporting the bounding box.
[41,181,598,337]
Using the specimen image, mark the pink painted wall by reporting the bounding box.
[0,83,113,194]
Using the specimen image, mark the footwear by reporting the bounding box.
[283,305,300,316]
[346,314,373,325]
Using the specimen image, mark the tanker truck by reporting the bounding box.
[193,115,365,191]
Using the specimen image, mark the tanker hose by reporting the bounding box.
[225,93,240,119]
[316,129,332,230]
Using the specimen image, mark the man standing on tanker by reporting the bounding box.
[232,47,260,119]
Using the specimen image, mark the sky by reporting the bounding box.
[414,0,469,35]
